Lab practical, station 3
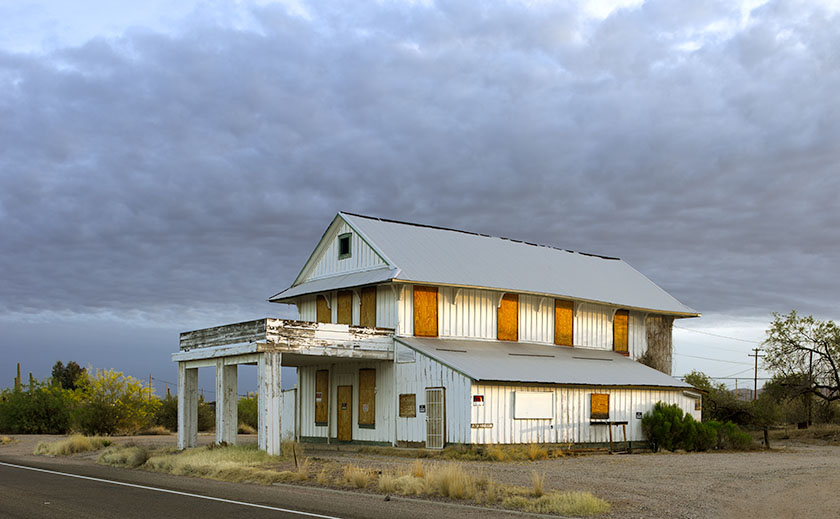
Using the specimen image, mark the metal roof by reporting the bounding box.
[271,212,698,316]
[273,267,398,300]
[396,337,693,389]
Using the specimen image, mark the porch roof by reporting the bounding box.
[395,336,692,389]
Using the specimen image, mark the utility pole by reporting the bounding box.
[148,374,152,401]
[808,351,814,425]
[749,348,765,401]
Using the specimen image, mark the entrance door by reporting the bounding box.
[337,385,353,442]
[425,388,445,449]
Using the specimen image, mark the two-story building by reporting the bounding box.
[173,212,701,454]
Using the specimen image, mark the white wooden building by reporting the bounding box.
[174,212,701,453]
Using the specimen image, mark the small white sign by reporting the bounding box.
[473,395,485,406]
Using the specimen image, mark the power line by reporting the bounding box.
[673,325,762,344]
[673,352,753,365]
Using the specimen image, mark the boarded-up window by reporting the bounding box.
[554,299,574,346]
[316,295,330,324]
[360,286,376,328]
[514,391,553,419]
[694,399,702,411]
[591,393,609,420]
[337,290,353,325]
[613,309,629,354]
[399,394,416,417]
[497,294,518,341]
[358,369,376,428]
[413,286,438,337]
[315,370,329,425]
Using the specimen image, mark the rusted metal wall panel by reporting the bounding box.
[307,221,388,281]
[470,383,698,444]
[395,350,471,445]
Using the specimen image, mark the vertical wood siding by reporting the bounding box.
[628,311,647,360]
[298,361,394,443]
[395,350,471,445]
[519,295,553,344]
[298,296,316,322]
[397,285,414,336]
[306,221,388,281]
[574,304,612,349]
[437,287,496,339]
[376,285,397,329]
[470,384,698,444]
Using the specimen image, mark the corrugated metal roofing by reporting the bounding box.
[396,337,693,389]
[272,212,697,316]
[272,267,398,300]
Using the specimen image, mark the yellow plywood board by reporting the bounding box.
[413,286,438,337]
[497,294,518,341]
[613,309,629,353]
[554,299,574,346]
[591,393,610,419]
[360,286,377,328]
[399,394,416,417]
[337,385,352,441]
[316,296,330,324]
[358,369,375,425]
[315,370,329,424]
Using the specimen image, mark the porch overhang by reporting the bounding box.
[174,318,395,367]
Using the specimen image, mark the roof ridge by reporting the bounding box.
[339,211,621,261]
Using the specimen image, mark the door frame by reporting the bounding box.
[337,384,353,442]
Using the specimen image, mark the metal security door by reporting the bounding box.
[425,388,445,449]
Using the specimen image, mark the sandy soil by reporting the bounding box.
[3,433,839,518]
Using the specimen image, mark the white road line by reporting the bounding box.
[0,461,341,519]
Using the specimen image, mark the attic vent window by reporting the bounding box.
[338,233,352,260]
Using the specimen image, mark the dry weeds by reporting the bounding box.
[33,435,112,456]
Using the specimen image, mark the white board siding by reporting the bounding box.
[376,285,397,329]
[297,288,396,329]
[628,311,647,360]
[397,285,413,336]
[298,361,394,443]
[519,295,553,344]
[470,383,697,445]
[574,303,612,349]
[440,287,496,339]
[298,296,316,322]
[395,350,471,445]
[306,221,388,282]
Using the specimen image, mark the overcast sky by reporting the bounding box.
[1,0,838,396]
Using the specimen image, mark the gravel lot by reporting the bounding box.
[3,433,839,518]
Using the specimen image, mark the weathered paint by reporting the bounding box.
[469,383,699,444]
[395,350,471,445]
[258,352,283,455]
[177,363,198,450]
[282,388,297,440]
[298,360,395,443]
[297,286,397,329]
[215,360,238,445]
[305,221,388,282]
[629,311,647,360]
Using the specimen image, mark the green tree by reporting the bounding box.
[51,360,85,390]
[0,380,78,434]
[763,311,840,404]
[73,368,160,435]
[683,369,752,424]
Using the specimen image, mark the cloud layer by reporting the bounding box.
[2,0,838,334]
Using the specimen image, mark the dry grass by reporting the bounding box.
[295,457,311,481]
[316,467,331,485]
[0,436,13,445]
[138,425,171,436]
[768,424,840,444]
[238,423,256,434]
[34,435,112,456]
[142,444,295,485]
[99,445,150,468]
[425,462,478,499]
[411,458,425,478]
[527,443,549,461]
[530,470,545,497]
[502,491,611,516]
[343,464,374,488]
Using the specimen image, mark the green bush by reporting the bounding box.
[0,383,77,434]
[238,394,258,430]
[153,393,215,432]
[73,368,160,435]
[642,402,752,452]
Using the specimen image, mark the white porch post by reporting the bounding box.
[215,359,238,445]
[258,351,283,455]
[177,362,198,450]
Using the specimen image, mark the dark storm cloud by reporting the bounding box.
[1,0,838,330]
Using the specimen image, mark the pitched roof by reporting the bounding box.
[271,212,698,316]
[397,337,693,389]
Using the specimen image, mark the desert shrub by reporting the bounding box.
[643,402,751,452]
[99,445,151,468]
[502,491,610,516]
[74,369,160,435]
[0,383,77,434]
[238,394,258,430]
[155,393,178,431]
[343,464,374,488]
[642,402,686,452]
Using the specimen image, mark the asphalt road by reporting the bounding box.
[0,455,523,519]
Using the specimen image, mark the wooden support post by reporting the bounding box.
[258,352,283,455]
[177,362,199,450]
[608,424,613,452]
[215,359,238,445]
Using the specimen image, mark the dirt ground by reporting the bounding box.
[3,433,839,519]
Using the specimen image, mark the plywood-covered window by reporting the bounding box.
[399,394,416,417]
[413,286,438,337]
[497,293,518,341]
[554,299,574,346]
[613,309,629,354]
[337,290,353,325]
[591,393,609,420]
[315,370,329,425]
[360,286,376,328]
[316,295,331,324]
[358,368,376,428]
